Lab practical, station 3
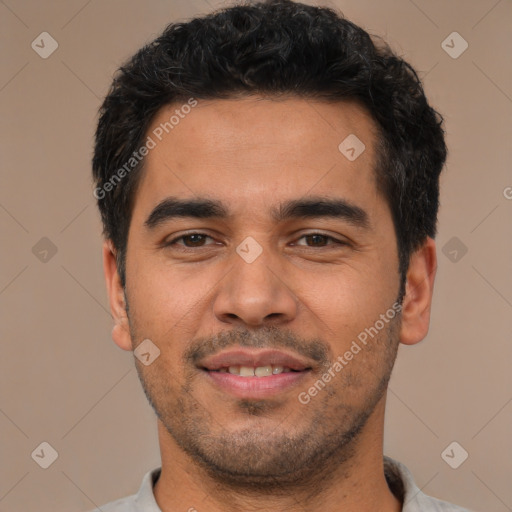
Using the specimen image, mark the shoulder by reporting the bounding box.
[85,467,162,512]
[411,491,475,511]
[86,494,139,512]
[384,456,475,512]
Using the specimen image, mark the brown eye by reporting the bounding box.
[294,233,346,248]
[304,234,329,246]
[180,234,208,247]
[166,233,214,248]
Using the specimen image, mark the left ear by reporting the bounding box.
[399,236,437,346]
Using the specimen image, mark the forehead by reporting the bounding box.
[133,96,383,222]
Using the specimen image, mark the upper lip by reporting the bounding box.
[199,349,312,371]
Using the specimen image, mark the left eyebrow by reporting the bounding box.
[144,195,371,231]
[270,196,370,229]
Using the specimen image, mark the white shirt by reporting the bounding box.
[88,456,474,511]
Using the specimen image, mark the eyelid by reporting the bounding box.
[164,231,218,247]
[292,232,348,247]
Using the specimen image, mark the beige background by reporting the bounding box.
[1,0,511,511]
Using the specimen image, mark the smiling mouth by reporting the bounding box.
[201,365,312,399]
[197,348,314,398]
[204,365,309,377]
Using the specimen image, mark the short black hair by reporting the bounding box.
[92,0,447,298]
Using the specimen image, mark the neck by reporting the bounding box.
[153,398,402,512]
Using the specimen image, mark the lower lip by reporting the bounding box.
[203,370,310,399]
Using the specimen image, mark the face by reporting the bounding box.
[109,96,408,488]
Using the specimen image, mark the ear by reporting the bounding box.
[102,240,133,351]
[399,237,437,346]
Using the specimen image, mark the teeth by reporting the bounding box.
[221,365,293,377]
[254,365,273,377]
[239,366,255,377]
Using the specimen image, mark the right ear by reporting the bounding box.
[102,240,132,351]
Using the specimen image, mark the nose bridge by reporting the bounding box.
[212,239,298,326]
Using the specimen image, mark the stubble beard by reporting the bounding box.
[130,315,401,493]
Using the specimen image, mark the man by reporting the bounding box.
[91,0,472,510]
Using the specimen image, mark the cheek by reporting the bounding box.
[296,264,391,328]
[127,261,203,328]
[125,262,218,374]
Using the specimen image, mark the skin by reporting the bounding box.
[103,96,437,512]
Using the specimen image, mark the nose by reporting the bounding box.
[212,246,298,328]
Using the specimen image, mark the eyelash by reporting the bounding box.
[165,232,348,250]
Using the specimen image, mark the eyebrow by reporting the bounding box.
[144,195,370,231]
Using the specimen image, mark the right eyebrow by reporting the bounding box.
[144,197,229,231]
